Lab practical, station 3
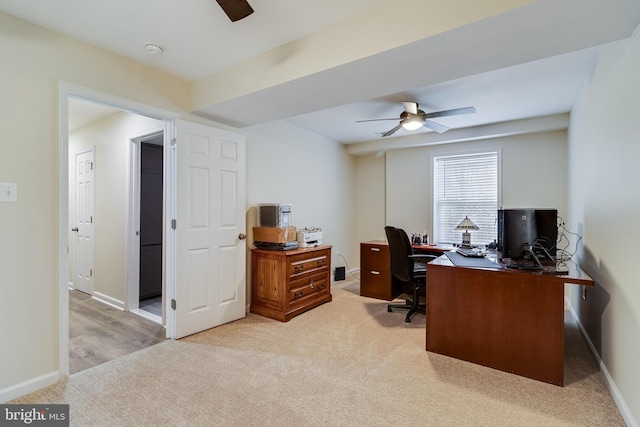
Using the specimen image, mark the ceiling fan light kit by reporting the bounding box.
[401,117,423,130]
[357,101,476,137]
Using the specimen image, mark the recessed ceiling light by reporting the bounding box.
[144,43,164,56]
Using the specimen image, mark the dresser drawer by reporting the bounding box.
[288,271,329,306]
[288,253,329,277]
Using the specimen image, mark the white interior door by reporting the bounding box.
[74,149,95,295]
[174,121,246,338]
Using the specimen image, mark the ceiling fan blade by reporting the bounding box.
[216,0,254,22]
[401,102,418,115]
[381,123,403,137]
[423,106,476,119]
[355,118,398,123]
[423,120,449,134]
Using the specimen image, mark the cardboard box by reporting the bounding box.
[253,226,297,243]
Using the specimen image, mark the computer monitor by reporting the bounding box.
[497,208,557,260]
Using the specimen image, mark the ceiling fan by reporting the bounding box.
[356,102,476,137]
[216,0,254,22]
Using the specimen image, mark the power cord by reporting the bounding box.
[556,216,582,264]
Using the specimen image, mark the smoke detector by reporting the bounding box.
[144,43,164,56]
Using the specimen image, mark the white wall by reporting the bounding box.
[69,111,164,303]
[567,31,640,425]
[355,131,568,248]
[244,121,357,280]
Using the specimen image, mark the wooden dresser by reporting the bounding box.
[250,245,332,321]
[360,240,401,300]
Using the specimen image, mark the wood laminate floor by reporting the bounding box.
[69,290,166,374]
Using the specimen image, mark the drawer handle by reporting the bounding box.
[370,248,380,252]
[294,265,303,273]
[293,291,304,299]
[317,260,325,266]
[317,283,325,290]
[371,271,380,275]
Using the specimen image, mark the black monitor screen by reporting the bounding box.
[533,209,558,256]
[497,208,557,260]
[498,209,536,259]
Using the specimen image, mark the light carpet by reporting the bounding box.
[11,280,625,426]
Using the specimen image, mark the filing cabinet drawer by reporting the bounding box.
[360,241,401,301]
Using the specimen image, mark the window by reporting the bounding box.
[433,151,499,246]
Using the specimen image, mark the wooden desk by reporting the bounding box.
[360,241,453,300]
[426,255,594,386]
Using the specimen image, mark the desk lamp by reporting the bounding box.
[455,216,479,247]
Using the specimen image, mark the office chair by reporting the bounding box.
[385,226,437,323]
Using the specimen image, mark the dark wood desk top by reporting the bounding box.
[429,253,594,287]
[412,244,454,254]
[362,240,453,254]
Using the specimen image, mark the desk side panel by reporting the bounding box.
[426,264,565,386]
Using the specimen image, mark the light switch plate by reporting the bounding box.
[0,182,17,202]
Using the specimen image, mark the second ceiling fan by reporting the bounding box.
[216,0,254,22]
[357,102,476,137]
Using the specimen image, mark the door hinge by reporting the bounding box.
[171,138,177,149]
[171,299,176,310]
[171,219,177,229]
[90,269,93,277]
[90,216,93,223]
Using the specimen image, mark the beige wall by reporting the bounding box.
[68,111,164,304]
[0,11,191,391]
[567,32,640,424]
[355,131,568,246]
[244,120,357,276]
[0,11,362,395]
[355,154,386,244]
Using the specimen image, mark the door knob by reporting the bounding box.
[238,233,246,240]
[71,227,79,232]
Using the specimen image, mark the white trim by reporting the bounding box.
[92,292,125,311]
[130,308,162,325]
[0,371,59,404]
[58,81,179,381]
[565,297,637,427]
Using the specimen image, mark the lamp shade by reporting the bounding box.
[455,216,479,231]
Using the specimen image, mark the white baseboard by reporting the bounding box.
[0,371,59,403]
[565,297,637,427]
[92,292,125,311]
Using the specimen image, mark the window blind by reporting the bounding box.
[434,152,498,246]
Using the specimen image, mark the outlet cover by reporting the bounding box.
[0,182,17,202]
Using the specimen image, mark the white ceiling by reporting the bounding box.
[2,0,639,145]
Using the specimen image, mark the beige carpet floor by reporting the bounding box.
[12,280,625,426]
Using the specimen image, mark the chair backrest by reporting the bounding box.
[385,226,414,283]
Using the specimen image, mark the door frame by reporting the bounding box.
[57,82,179,376]
[126,129,165,321]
